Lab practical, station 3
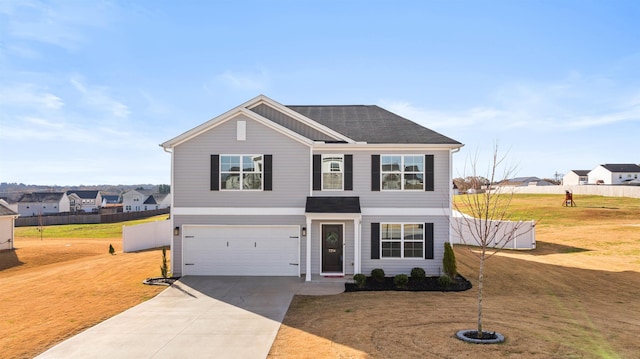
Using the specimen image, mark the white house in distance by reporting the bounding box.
[66,190,102,212]
[588,164,640,185]
[562,170,590,185]
[16,192,70,217]
[0,199,19,251]
[122,189,170,212]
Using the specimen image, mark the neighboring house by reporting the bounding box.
[502,177,555,187]
[67,192,82,212]
[0,200,19,251]
[101,195,121,207]
[160,95,463,280]
[588,164,640,185]
[66,190,102,212]
[16,192,70,217]
[562,170,590,185]
[122,190,170,212]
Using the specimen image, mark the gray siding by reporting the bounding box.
[250,104,340,142]
[173,114,310,208]
[172,215,306,276]
[313,149,451,208]
[360,215,449,276]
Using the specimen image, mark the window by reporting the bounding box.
[221,155,263,190]
[322,155,343,190]
[380,223,424,258]
[381,155,424,190]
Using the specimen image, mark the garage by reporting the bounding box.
[182,225,300,276]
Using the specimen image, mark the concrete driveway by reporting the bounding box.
[35,276,341,359]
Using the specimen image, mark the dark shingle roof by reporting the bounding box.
[287,105,461,145]
[143,196,158,205]
[600,164,640,172]
[67,190,99,199]
[571,170,590,176]
[305,196,361,213]
[18,192,66,203]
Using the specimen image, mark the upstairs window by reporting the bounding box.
[381,155,424,190]
[221,155,263,190]
[322,155,344,190]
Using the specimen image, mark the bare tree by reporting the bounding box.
[453,144,535,340]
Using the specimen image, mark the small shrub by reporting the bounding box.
[160,246,169,278]
[410,267,426,280]
[353,273,367,288]
[108,244,115,255]
[438,275,452,288]
[443,242,457,278]
[371,268,386,282]
[394,274,409,288]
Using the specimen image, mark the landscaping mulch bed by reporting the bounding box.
[143,276,180,286]
[344,275,472,292]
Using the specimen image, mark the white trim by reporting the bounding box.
[305,212,362,221]
[173,207,305,216]
[305,217,312,281]
[361,208,449,216]
[236,120,246,141]
[320,223,345,275]
[312,143,462,150]
[379,222,426,259]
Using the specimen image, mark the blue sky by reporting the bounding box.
[1,0,639,185]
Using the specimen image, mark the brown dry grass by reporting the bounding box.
[269,196,640,359]
[0,237,165,359]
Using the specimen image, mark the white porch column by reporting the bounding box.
[353,218,360,275]
[305,217,312,281]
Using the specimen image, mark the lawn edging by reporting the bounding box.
[344,275,472,292]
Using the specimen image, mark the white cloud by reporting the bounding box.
[216,67,270,91]
[70,77,130,118]
[381,71,640,134]
[0,83,64,110]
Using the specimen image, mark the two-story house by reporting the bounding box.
[122,190,170,212]
[66,190,102,212]
[588,164,640,185]
[16,192,70,217]
[562,170,590,185]
[161,95,463,281]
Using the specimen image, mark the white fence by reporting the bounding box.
[122,220,171,253]
[451,211,536,250]
[504,185,640,199]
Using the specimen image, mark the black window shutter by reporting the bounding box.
[210,155,219,191]
[425,222,434,259]
[371,155,380,191]
[371,222,380,259]
[425,154,434,191]
[264,155,272,191]
[344,154,353,191]
[312,154,322,191]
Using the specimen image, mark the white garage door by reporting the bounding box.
[182,225,300,276]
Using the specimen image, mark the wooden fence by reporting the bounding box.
[15,208,170,227]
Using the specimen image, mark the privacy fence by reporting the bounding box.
[450,211,536,250]
[122,220,171,253]
[15,208,170,227]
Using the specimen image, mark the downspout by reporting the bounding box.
[449,147,462,246]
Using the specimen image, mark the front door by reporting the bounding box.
[322,224,343,273]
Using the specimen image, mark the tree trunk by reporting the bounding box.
[477,249,485,339]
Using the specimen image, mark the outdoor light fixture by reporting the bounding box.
[174,226,180,236]
[302,227,307,236]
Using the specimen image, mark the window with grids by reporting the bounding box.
[220,155,263,190]
[381,155,424,190]
[381,223,424,258]
[322,155,343,190]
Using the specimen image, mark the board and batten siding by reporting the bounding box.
[312,149,451,209]
[359,215,450,276]
[172,114,310,208]
[172,215,306,276]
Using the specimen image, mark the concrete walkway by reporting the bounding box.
[36,276,344,359]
